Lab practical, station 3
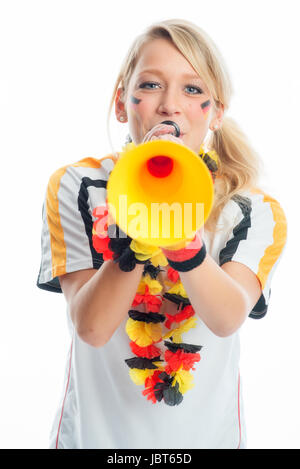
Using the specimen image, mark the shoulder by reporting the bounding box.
[47,154,117,192]
[217,187,287,275]
[211,187,287,267]
[233,188,287,235]
[46,155,117,210]
[45,154,118,221]
[218,187,287,230]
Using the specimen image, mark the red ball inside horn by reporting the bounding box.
[147,156,173,178]
[146,120,180,178]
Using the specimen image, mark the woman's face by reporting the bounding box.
[116,38,223,153]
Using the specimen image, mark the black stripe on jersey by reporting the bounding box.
[249,292,268,319]
[219,195,252,266]
[78,177,107,269]
[219,195,267,319]
[36,260,63,293]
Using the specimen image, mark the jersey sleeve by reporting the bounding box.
[219,191,287,319]
[36,157,113,293]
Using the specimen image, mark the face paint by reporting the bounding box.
[128,95,146,139]
[201,100,211,116]
[130,95,142,105]
[129,96,142,118]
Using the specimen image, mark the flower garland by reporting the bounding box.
[91,144,219,406]
[124,264,202,406]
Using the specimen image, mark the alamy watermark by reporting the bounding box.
[94,195,204,244]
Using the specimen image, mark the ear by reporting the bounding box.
[115,87,128,123]
[210,102,224,131]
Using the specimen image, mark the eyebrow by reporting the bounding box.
[137,69,204,82]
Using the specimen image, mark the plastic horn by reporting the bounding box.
[107,131,214,248]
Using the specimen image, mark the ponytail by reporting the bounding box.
[206,116,264,231]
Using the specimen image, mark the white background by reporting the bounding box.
[0,0,299,449]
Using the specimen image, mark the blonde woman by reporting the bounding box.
[37,19,287,449]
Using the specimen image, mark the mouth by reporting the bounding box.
[160,120,181,138]
[145,122,185,141]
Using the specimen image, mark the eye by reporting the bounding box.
[185,85,203,95]
[139,82,160,89]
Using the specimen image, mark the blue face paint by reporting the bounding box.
[130,96,142,105]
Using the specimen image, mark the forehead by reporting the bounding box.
[134,38,201,79]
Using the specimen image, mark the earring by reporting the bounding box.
[120,115,127,122]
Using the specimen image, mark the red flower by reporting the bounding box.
[167,267,179,283]
[165,305,195,329]
[130,341,161,359]
[92,234,114,260]
[164,350,201,373]
[92,206,109,237]
[142,370,163,404]
[132,293,162,312]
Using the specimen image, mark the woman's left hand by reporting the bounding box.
[160,229,207,272]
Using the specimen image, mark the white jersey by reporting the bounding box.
[37,155,287,449]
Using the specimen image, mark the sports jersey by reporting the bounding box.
[37,154,287,449]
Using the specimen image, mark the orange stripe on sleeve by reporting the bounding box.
[46,165,68,278]
[251,189,287,290]
[46,155,116,279]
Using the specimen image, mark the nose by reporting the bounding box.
[157,88,181,117]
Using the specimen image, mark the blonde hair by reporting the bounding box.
[107,19,263,231]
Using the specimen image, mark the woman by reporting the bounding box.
[37,19,287,449]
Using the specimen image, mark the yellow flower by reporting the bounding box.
[136,274,163,295]
[171,369,194,394]
[130,239,169,267]
[163,317,197,343]
[130,239,161,261]
[167,281,188,298]
[206,148,219,166]
[126,318,162,347]
[129,368,155,385]
[199,144,219,166]
[150,251,168,267]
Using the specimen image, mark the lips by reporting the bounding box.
[149,124,185,136]
[160,120,181,138]
[143,123,186,144]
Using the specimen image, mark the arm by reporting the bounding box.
[161,229,262,338]
[59,260,144,348]
[179,255,262,337]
